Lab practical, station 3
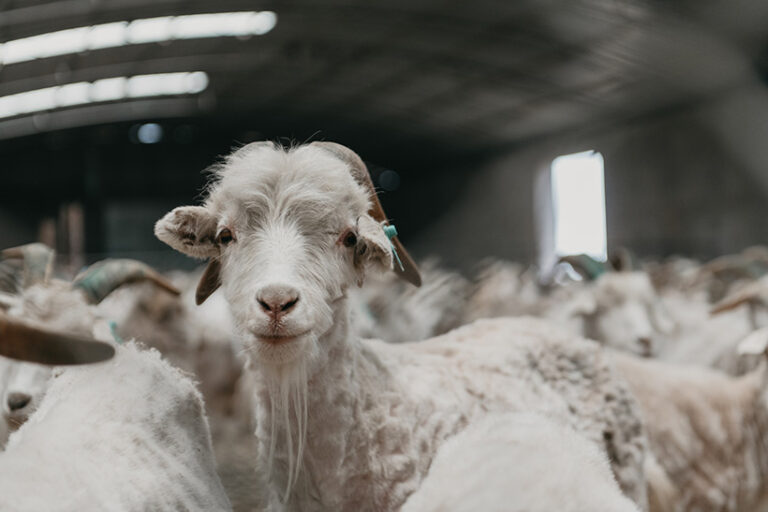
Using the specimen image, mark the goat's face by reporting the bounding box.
[1,361,50,433]
[156,143,394,366]
[0,282,105,438]
[577,273,673,356]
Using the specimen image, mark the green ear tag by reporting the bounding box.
[382,224,404,271]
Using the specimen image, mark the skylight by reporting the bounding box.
[0,72,209,119]
[0,11,277,65]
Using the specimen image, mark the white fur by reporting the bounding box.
[464,260,542,321]
[0,280,101,444]
[349,258,470,343]
[401,412,640,512]
[658,287,761,374]
[0,342,231,511]
[544,272,673,357]
[613,351,768,511]
[156,143,650,511]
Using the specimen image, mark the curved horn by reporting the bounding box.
[311,141,421,287]
[1,243,55,287]
[196,259,221,306]
[194,141,423,304]
[702,255,761,279]
[711,283,762,315]
[558,254,607,281]
[73,259,181,304]
[0,311,115,365]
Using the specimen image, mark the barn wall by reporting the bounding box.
[414,94,768,271]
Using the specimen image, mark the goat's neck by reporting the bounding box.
[711,367,768,508]
[255,296,409,508]
[747,368,768,503]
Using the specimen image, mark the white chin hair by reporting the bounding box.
[251,333,316,366]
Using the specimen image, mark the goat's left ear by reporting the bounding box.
[0,292,17,311]
[353,215,393,285]
[737,327,768,356]
[568,292,598,317]
[155,206,219,259]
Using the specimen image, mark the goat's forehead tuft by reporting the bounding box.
[597,272,656,301]
[205,144,370,221]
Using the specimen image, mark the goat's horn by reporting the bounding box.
[73,259,181,304]
[311,141,421,287]
[0,311,115,365]
[711,285,762,315]
[702,256,763,279]
[194,141,422,305]
[196,259,221,306]
[558,254,607,281]
[0,243,55,287]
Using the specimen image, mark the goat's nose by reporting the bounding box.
[638,337,653,357]
[6,392,31,413]
[256,284,300,318]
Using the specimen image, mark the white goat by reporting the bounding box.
[0,342,232,512]
[0,258,180,445]
[657,286,756,374]
[544,270,674,357]
[463,260,542,322]
[156,141,649,511]
[99,269,243,418]
[401,412,641,512]
[612,339,768,512]
[349,258,469,343]
[0,257,260,509]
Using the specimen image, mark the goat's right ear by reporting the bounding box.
[155,206,219,259]
[737,327,768,356]
[568,292,598,317]
[353,215,394,284]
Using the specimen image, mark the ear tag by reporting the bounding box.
[108,320,124,345]
[383,224,405,272]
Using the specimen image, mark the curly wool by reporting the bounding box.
[0,343,232,512]
[250,315,648,511]
[613,352,768,512]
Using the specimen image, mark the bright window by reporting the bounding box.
[550,150,607,260]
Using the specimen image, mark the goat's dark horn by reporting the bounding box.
[73,259,180,304]
[311,141,421,287]
[0,311,115,365]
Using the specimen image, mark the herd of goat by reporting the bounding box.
[1,142,768,511]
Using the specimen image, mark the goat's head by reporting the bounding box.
[570,272,674,357]
[155,142,421,367]
[0,254,177,442]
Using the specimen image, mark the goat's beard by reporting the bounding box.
[255,333,319,504]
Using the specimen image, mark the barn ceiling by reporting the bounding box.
[1,0,767,160]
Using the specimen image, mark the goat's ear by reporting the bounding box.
[568,293,598,317]
[353,214,393,285]
[0,292,17,311]
[155,206,219,259]
[737,327,768,356]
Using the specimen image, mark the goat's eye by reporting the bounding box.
[342,231,357,248]
[217,228,234,246]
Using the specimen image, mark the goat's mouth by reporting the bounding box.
[3,412,29,432]
[253,330,311,345]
